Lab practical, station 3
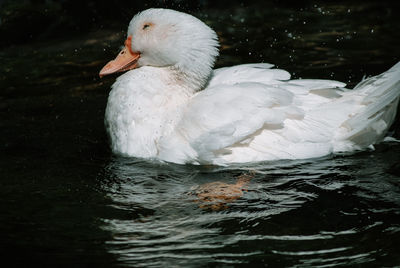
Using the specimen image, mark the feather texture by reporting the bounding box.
[103,9,400,165]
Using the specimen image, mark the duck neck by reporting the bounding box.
[168,65,211,93]
[170,37,218,91]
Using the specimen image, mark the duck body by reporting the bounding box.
[105,66,193,158]
[101,9,400,165]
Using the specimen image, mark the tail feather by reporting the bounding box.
[339,62,400,146]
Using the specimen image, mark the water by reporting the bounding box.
[100,152,400,267]
[1,1,400,267]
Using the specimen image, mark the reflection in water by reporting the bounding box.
[99,145,400,267]
[189,171,254,211]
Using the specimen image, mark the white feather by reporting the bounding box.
[104,9,400,165]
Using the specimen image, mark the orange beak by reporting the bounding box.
[99,36,140,77]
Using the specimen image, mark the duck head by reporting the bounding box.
[100,8,219,89]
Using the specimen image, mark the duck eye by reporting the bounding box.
[142,24,151,30]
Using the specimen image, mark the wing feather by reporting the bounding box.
[163,82,303,163]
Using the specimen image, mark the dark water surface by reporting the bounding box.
[1,1,400,267]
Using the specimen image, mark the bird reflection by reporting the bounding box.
[189,171,255,210]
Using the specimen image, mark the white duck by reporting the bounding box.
[100,8,400,165]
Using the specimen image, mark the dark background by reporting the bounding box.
[2,0,399,46]
[0,0,288,47]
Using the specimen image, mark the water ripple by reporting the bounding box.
[98,145,400,266]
